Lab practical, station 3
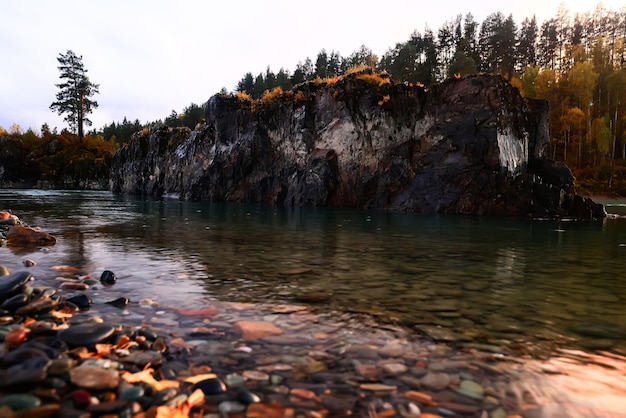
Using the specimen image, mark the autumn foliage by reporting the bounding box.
[0,128,118,187]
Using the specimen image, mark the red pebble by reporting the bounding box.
[70,389,92,408]
[178,307,219,316]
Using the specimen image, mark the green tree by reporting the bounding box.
[315,50,329,79]
[448,51,476,77]
[517,16,538,70]
[50,50,99,142]
[236,72,254,94]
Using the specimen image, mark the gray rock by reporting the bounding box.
[420,372,451,391]
[109,74,603,220]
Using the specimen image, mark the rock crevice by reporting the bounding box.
[109,74,604,219]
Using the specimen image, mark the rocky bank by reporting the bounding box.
[109,73,604,219]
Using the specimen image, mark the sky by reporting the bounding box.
[1,0,623,133]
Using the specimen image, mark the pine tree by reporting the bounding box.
[50,50,99,142]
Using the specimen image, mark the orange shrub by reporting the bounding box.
[293,90,306,104]
[235,91,252,101]
[378,95,390,106]
[356,73,390,87]
[345,64,370,75]
[325,75,341,85]
[261,87,283,102]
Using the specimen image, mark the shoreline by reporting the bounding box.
[1,214,626,417]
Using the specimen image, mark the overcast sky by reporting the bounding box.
[1,0,622,133]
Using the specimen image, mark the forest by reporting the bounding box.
[1,5,624,194]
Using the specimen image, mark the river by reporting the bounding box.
[1,189,625,416]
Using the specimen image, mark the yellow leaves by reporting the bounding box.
[345,64,370,75]
[122,368,180,391]
[183,373,217,384]
[356,73,389,87]
[144,389,204,418]
[235,91,252,102]
[260,87,283,102]
[293,90,306,104]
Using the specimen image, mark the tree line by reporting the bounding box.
[2,4,625,193]
[231,5,625,193]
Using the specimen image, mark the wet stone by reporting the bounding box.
[420,372,451,391]
[0,271,34,299]
[58,322,115,346]
[100,270,117,284]
[0,393,42,410]
[224,373,245,388]
[1,293,30,311]
[120,350,163,368]
[70,388,93,408]
[23,259,36,267]
[398,375,423,390]
[382,362,408,376]
[106,297,129,308]
[2,356,50,386]
[193,376,227,395]
[119,385,145,400]
[66,294,92,310]
[409,366,428,378]
[44,357,74,376]
[236,388,261,404]
[86,400,129,415]
[219,400,246,414]
[15,296,58,316]
[234,320,283,340]
[321,395,356,414]
[569,320,626,339]
[70,364,120,390]
[151,388,178,406]
[457,379,484,400]
[378,342,405,357]
[2,346,49,367]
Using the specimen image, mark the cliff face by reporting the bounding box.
[109,74,604,219]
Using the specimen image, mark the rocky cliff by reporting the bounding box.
[109,73,604,219]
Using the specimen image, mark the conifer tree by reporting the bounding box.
[50,50,99,142]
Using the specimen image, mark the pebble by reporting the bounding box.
[100,270,117,284]
[0,393,41,410]
[382,362,408,375]
[421,372,451,391]
[70,364,120,390]
[457,379,485,400]
[23,259,36,267]
[192,376,227,395]
[58,322,115,346]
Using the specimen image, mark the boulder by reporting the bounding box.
[6,225,57,246]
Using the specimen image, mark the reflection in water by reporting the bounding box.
[1,190,626,415]
[494,246,525,284]
[514,350,626,417]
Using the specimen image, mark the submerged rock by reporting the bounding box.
[569,320,626,339]
[6,225,57,246]
[110,74,604,219]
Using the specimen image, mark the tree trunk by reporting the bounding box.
[78,93,84,142]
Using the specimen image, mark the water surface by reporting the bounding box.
[1,189,626,415]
